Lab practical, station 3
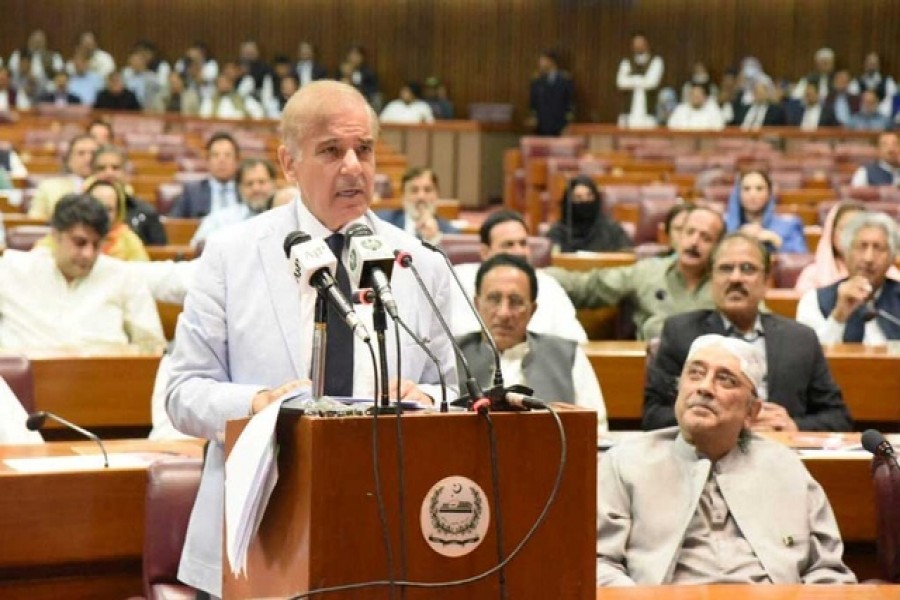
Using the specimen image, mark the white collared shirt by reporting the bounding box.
[796,286,889,346]
[0,376,43,445]
[720,313,768,399]
[800,104,822,131]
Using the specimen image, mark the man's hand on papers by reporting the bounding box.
[251,379,310,416]
[389,378,433,406]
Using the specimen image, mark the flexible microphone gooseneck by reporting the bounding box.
[394,249,485,410]
[27,411,109,468]
[863,429,899,468]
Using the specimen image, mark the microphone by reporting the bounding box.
[393,249,486,409]
[655,289,667,302]
[863,300,900,329]
[27,411,109,468]
[420,240,504,391]
[863,429,897,466]
[506,390,549,411]
[344,224,400,320]
[283,231,370,342]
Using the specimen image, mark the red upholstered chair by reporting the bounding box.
[0,355,34,414]
[468,103,514,124]
[142,458,202,600]
[840,185,881,202]
[528,236,552,268]
[770,253,815,289]
[439,233,481,265]
[374,173,393,199]
[156,183,184,216]
[633,198,678,245]
[871,455,900,582]
[6,225,51,251]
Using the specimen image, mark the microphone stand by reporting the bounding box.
[372,297,397,414]
[310,293,327,400]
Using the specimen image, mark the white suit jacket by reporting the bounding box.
[167,200,458,596]
[597,427,855,586]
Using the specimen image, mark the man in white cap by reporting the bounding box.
[792,47,836,101]
[597,334,856,586]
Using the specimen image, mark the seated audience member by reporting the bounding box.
[10,53,46,107]
[794,201,900,293]
[849,52,896,110]
[0,194,165,351]
[824,69,857,126]
[343,44,380,106]
[191,158,278,248]
[679,62,718,103]
[199,71,264,120]
[146,70,200,116]
[86,118,114,146]
[0,66,31,111]
[8,29,64,91]
[725,170,807,254]
[733,80,786,129]
[847,90,892,131]
[65,52,104,106]
[90,145,167,246]
[797,212,900,344]
[598,334,856,586]
[93,71,141,111]
[39,69,82,105]
[169,132,240,218]
[546,175,633,253]
[458,254,608,434]
[662,202,694,255]
[0,142,29,179]
[644,233,852,432]
[264,74,299,119]
[850,132,899,187]
[451,210,587,342]
[28,133,98,219]
[295,41,328,88]
[379,82,435,124]
[667,82,725,131]
[547,206,723,340]
[791,47,836,100]
[423,76,454,119]
[376,167,458,245]
[786,82,838,130]
[0,376,43,444]
[36,178,149,261]
[70,30,116,79]
[122,47,162,108]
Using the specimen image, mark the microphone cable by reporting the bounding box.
[286,403,568,599]
[481,410,508,600]
[393,320,408,595]
[364,339,397,600]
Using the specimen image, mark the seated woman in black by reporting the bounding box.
[546,175,633,253]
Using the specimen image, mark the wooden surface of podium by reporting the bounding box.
[223,408,597,599]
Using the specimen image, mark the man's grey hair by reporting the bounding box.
[841,211,898,259]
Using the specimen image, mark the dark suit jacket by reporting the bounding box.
[529,71,575,136]
[732,101,787,127]
[126,195,168,246]
[170,179,212,218]
[785,103,839,128]
[643,310,852,432]
[375,208,458,236]
[38,92,81,105]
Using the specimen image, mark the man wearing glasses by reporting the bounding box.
[643,233,852,432]
[456,253,608,435]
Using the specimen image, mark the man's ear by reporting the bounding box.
[745,397,762,426]
[276,145,296,185]
[479,245,491,261]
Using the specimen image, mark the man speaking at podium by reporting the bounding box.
[166,80,458,598]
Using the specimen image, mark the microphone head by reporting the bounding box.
[283,230,312,258]
[345,223,374,239]
[655,289,667,301]
[346,229,394,288]
[394,249,413,268]
[26,411,48,431]
[352,288,376,305]
[862,429,891,456]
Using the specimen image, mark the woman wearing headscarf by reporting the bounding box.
[724,169,807,254]
[794,200,900,293]
[546,175,633,253]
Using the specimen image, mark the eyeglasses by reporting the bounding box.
[714,262,762,277]
[480,292,531,314]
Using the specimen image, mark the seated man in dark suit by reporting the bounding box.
[38,70,82,105]
[169,131,240,218]
[733,80,786,129]
[786,82,838,130]
[643,232,852,432]
[850,132,899,187]
[375,166,457,244]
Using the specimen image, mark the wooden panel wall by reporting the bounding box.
[2,0,900,124]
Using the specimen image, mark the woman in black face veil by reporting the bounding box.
[546,175,633,253]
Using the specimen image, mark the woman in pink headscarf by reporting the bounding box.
[794,200,899,293]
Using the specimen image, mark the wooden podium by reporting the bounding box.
[222,408,596,599]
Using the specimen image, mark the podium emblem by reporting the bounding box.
[420,476,490,557]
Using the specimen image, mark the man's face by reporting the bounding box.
[677,209,721,272]
[668,209,689,250]
[865,53,880,73]
[675,345,759,446]
[277,101,375,231]
[240,42,259,62]
[482,220,530,261]
[207,139,239,182]
[815,54,834,74]
[804,84,819,107]
[878,134,899,166]
[399,86,415,103]
[833,70,850,92]
[688,86,706,109]
[215,74,234,95]
[538,55,554,73]
[67,138,98,178]
[475,265,536,352]
[107,74,124,93]
[0,69,9,89]
[52,224,103,281]
[711,238,767,322]
[93,151,126,184]
[299,42,314,61]
[632,36,648,56]
[861,91,879,114]
[240,163,277,211]
[846,226,893,290]
[402,172,438,214]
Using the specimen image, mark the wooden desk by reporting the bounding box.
[585,342,900,428]
[595,584,896,599]
[0,439,202,599]
[26,353,162,433]
[552,252,637,271]
[147,245,197,261]
[765,289,802,319]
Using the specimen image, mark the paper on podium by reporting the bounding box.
[225,387,310,577]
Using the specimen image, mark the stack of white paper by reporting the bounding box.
[225,390,306,576]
